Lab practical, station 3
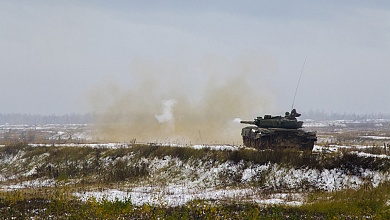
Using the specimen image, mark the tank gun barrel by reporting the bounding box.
[240,120,256,125]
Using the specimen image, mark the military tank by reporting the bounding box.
[240,109,317,150]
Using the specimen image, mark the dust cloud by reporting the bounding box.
[88,55,276,144]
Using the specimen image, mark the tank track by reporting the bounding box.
[242,128,316,151]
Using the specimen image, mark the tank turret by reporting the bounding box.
[241,109,303,129]
[240,109,316,150]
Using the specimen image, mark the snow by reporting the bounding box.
[191,144,239,151]
[314,144,390,158]
[69,155,390,206]
[313,145,338,153]
[74,187,304,207]
[304,121,347,127]
[1,178,55,190]
[27,142,241,151]
[360,136,390,140]
[23,167,37,177]
[241,163,270,182]
[2,145,389,203]
[2,119,390,208]
[29,143,131,149]
[352,151,390,159]
[0,150,26,164]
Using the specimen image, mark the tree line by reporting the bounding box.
[0,113,95,125]
[302,110,390,121]
[1,111,389,125]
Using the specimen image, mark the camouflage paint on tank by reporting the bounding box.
[240,109,317,150]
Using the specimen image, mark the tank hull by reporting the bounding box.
[241,126,317,150]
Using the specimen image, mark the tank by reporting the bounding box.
[240,109,317,150]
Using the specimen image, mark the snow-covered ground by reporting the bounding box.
[0,123,93,141]
[303,119,390,128]
[74,187,304,207]
[2,147,388,207]
[27,143,241,151]
[70,156,389,206]
[1,121,390,207]
[1,178,55,191]
[28,142,130,149]
[360,136,390,140]
[314,144,390,156]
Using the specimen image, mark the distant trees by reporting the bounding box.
[0,113,95,125]
[0,111,389,125]
[302,110,390,121]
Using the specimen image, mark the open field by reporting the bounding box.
[1,119,390,218]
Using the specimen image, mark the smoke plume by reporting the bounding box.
[88,54,276,144]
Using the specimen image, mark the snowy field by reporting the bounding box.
[1,143,390,207]
[1,120,390,207]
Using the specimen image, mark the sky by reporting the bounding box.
[1,0,390,116]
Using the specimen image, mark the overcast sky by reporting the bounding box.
[1,0,389,115]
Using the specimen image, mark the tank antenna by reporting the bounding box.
[291,56,307,110]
